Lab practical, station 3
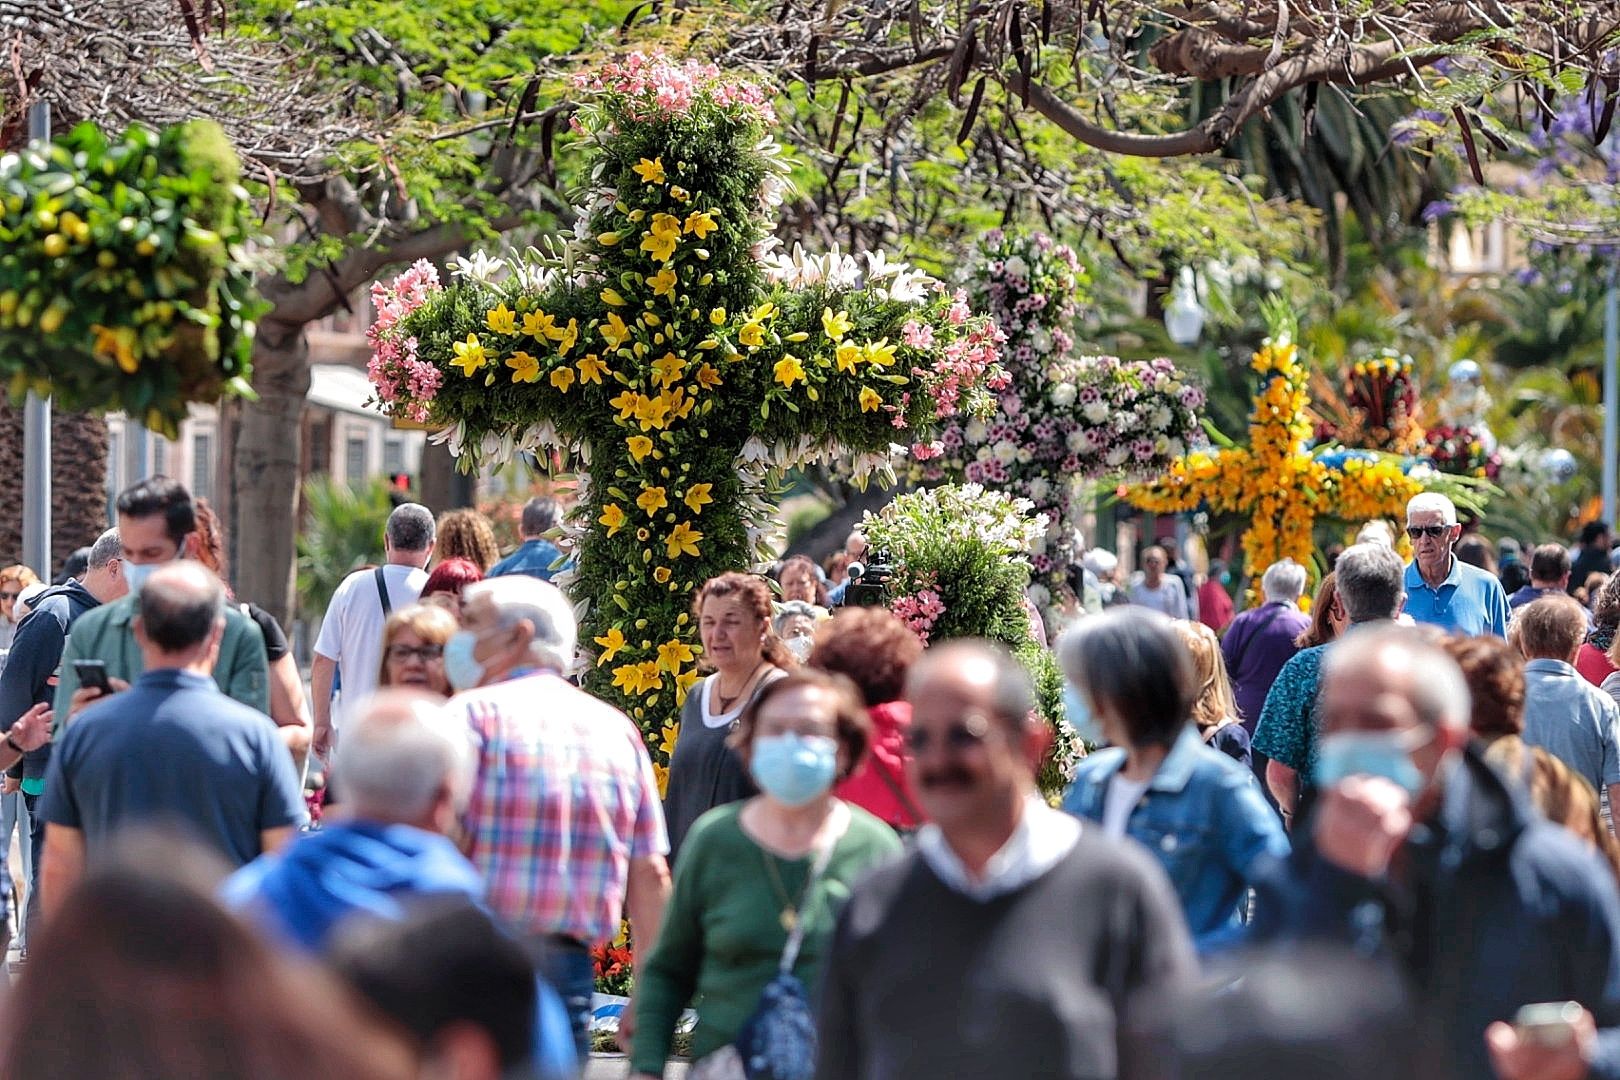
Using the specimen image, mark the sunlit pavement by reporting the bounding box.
[585,1054,687,1078]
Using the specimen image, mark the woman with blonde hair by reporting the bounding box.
[376,604,459,698]
[1485,738,1620,888]
[0,564,41,651]
[1172,619,1251,768]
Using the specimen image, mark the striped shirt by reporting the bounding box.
[454,672,668,944]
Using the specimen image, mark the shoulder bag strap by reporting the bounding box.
[778,812,847,975]
[373,567,393,618]
[868,753,924,827]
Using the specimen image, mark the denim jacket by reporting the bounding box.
[1063,724,1289,952]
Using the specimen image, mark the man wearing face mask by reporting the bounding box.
[444,575,671,1062]
[1251,626,1620,1080]
[54,477,269,720]
[1253,543,1405,825]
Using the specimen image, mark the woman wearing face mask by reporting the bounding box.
[772,601,824,665]
[629,671,900,1080]
[1059,607,1289,954]
[663,573,795,859]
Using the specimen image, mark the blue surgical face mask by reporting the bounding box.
[1062,683,1106,747]
[443,630,487,692]
[123,547,183,596]
[1314,730,1427,797]
[750,733,839,807]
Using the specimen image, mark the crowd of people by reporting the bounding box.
[2,474,1620,1080]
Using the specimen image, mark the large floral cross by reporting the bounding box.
[368,54,1003,782]
[1124,308,1462,595]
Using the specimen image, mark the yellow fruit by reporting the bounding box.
[41,234,66,258]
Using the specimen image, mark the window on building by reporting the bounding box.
[192,432,214,503]
[106,426,124,518]
[382,437,405,476]
[151,438,168,478]
[346,434,368,489]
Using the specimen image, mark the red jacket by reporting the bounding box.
[835,701,924,829]
[1576,641,1617,687]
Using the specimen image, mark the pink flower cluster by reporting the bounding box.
[891,585,946,644]
[367,260,444,424]
[574,52,776,125]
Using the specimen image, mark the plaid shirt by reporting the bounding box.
[455,673,668,944]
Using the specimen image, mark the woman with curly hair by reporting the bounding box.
[1581,573,1620,685]
[808,607,926,830]
[433,509,501,574]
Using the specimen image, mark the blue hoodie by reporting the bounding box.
[223,820,486,951]
[225,821,577,1080]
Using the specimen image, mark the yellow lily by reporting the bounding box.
[665,521,703,559]
[506,351,541,383]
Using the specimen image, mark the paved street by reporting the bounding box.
[586,1053,687,1079]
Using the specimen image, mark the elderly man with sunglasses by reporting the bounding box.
[815,640,1195,1080]
[1402,492,1510,639]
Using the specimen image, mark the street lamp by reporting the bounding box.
[1164,266,1206,347]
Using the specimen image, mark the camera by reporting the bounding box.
[843,558,893,608]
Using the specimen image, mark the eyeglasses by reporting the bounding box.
[1406,525,1451,539]
[386,644,444,663]
[904,713,992,755]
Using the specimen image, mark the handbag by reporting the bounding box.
[731,826,841,1080]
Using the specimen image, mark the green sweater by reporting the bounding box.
[632,800,901,1075]
[53,593,270,723]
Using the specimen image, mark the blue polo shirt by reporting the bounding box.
[1403,558,1510,638]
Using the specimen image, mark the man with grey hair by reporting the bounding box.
[223,690,486,953]
[1222,559,1312,728]
[1255,543,1407,822]
[40,562,305,916]
[488,496,568,581]
[312,502,436,759]
[816,640,1194,1079]
[1253,625,1620,1080]
[0,526,126,954]
[447,575,670,1059]
[1402,491,1509,637]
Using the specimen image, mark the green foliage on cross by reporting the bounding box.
[369,54,1006,775]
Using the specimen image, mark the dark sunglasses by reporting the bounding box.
[1406,525,1451,539]
[904,714,992,755]
[387,644,444,663]
[0,592,18,602]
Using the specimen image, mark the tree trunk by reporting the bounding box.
[0,404,108,577]
[231,318,310,628]
[50,411,110,573]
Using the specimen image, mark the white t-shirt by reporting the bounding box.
[313,564,428,704]
[1101,774,1151,839]
[1128,576,1189,619]
[699,668,788,729]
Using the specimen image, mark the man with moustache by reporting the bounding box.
[815,640,1195,1080]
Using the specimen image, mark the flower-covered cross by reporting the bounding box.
[1124,308,1464,597]
[368,54,1005,781]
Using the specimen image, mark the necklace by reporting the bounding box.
[714,660,767,714]
[761,845,816,933]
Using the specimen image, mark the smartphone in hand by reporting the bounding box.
[72,659,113,695]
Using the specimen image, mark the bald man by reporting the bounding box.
[1253,626,1620,1080]
[816,641,1194,1080]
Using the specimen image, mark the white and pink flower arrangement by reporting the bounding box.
[366,259,444,423]
[860,483,1079,792]
[921,230,1206,614]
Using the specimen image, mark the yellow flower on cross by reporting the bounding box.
[665,521,703,559]
[557,318,580,356]
[695,363,723,391]
[822,307,853,341]
[863,339,897,368]
[739,321,766,348]
[658,721,680,758]
[657,639,696,672]
[610,390,641,420]
[523,309,559,341]
[599,503,627,537]
[594,626,627,666]
[652,352,686,389]
[452,334,488,377]
[601,312,632,350]
[648,266,678,297]
[684,210,718,239]
[600,288,627,307]
[506,351,541,383]
[637,486,669,515]
[835,342,862,373]
[859,386,882,413]
[486,303,517,335]
[653,566,673,584]
[549,366,576,393]
[577,353,609,384]
[627,436,655,462]
[774,355,806,388]
[632,157,667,185]
[683,483,714,514]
